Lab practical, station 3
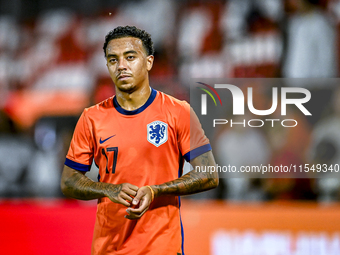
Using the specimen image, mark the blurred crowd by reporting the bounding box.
[0,0,340,201]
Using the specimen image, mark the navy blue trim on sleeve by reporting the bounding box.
[113,88,157,115]
[65,158,91,172]
[183,144,212,162]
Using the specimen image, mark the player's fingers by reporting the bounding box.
[129,196,150,214]
[125,206,149,220]
[108,196,131,207]
[124,188,138,197]
[131,191,142,205]
[126,183,139,192]
[122,184,139,197]
[120,193,133,203]
[118,198,131,207]
[132,187,149,205]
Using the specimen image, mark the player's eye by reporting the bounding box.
[127,55,135,60]
[109,58,117,63]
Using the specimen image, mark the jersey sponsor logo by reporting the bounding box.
[99,135,116,144]
[147,121,168,147]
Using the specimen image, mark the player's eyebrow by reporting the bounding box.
[123,50,138,55]
[107,50,138,59]
[106,53,117,58]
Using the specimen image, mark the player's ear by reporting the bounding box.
[146,55,154,71]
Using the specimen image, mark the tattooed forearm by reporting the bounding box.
[152,151,219,198]
[152,171,215,197]
[61,166,112,200]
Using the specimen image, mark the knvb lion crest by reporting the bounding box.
[147,121,168,147]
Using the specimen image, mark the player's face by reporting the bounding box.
[106,37,153,93]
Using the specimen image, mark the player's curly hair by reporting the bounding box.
[103,26,154,57]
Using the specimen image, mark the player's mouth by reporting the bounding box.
[117,74,132,80]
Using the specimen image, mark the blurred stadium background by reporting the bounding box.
[1,0,340,254]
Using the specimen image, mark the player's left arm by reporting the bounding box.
[125,150,218,219]
[151,150,219,196]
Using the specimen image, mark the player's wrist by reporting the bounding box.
[145,185,155,202]
[100,182,113,198]
[149,185,159,199]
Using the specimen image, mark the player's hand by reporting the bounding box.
[125,186,153,220]
[105,183,139,207]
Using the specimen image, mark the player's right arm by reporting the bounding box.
[61,165,138,207]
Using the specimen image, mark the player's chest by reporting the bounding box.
[93,114,176,152]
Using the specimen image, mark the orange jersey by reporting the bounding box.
[65,88,211,255]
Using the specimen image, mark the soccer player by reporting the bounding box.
[60,26,218,255]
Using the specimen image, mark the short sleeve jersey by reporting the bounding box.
[65,88,211,255]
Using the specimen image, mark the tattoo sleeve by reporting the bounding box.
[60,165,112,200]
[151,150,219,197]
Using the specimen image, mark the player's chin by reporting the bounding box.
[116,83,136,93]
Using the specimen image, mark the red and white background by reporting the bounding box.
[1,1,340,254]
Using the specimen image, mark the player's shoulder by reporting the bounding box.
[157,90,189,110]
[83,96,115,116]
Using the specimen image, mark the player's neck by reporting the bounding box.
[115,85,152,111]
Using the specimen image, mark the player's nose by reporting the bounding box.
[117,59,128,71]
